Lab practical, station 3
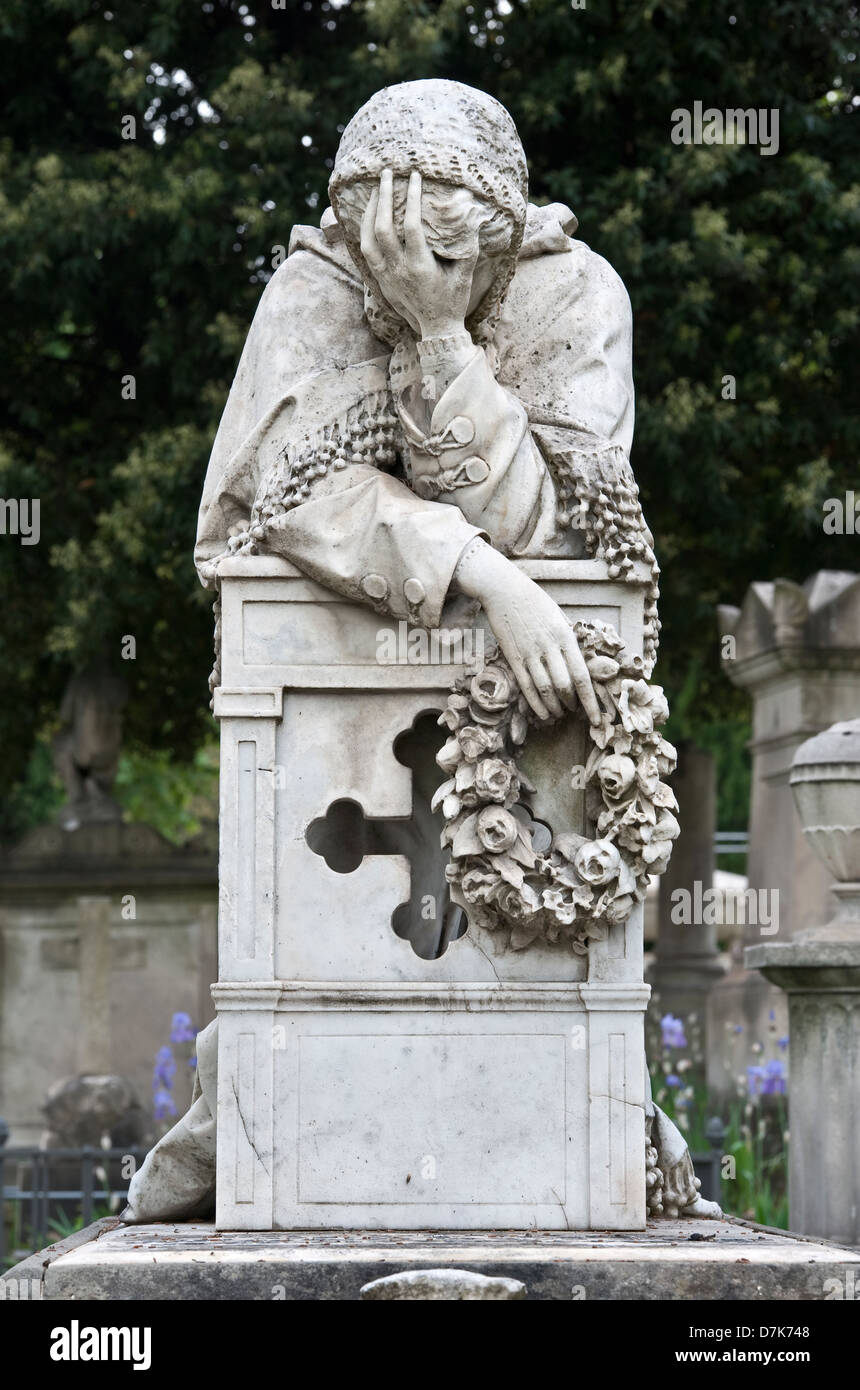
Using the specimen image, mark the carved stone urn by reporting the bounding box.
[789,717,860,939]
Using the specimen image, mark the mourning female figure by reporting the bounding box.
[126,80,718,1223]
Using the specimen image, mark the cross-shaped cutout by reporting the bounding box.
[306,712,466,960]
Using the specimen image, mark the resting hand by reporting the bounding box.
[453,540,601,725]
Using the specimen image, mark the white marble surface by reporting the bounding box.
[213,559,650,1230]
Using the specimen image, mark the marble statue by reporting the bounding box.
[53,665,127,829]
[125,79,718,1228]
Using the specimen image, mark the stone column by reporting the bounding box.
[652,742,723,1032]
[707,572,860,1095]
[747,718,860,1246]
[77,895,112,1075]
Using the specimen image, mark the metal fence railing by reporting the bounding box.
[713,831,749,858]
[2,1111,726,1263]
[0,1119,148,1267]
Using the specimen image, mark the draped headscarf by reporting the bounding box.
[329,79,529,348]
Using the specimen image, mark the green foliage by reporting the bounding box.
[722,1105,789,1229]
[114,741,218,843]
[2,0,858,834]
[665,653,752,835]
[648,1004,789,1226]
[45,1202,115,1243]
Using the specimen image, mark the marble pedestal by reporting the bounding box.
[212,555,652,1230]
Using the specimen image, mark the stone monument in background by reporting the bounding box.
[125,79,718,1230]
[708,571,860,1093]
[747,717,860,1246]
[0,660,218,1146]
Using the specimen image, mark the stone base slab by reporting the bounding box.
[23,1217,860,1301]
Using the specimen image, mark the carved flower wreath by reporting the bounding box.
[434,619,679,953]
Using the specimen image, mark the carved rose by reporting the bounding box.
[468,666,513,724]
[460,865,498,904]
[597,754,637,801]
[458,724,503,761]
[574,839,621,886]
[476,805,519,854]
[474,757,515,802]
[496,881,541,919]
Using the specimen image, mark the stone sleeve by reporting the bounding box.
[397,346,559,555]
[261,463,487,629]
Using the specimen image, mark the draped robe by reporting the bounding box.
[194,202,637,623]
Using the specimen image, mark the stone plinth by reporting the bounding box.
[213,554,652,1230]
[12,1217,859,1301]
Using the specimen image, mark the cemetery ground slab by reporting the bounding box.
[18,1217,860,1301]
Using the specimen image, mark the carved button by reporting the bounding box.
[361,573,389,601]
[404,578,426,605]
[463,456,490,484]
[445,416,475,446]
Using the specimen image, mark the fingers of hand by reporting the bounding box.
[527,654,564,719]
[509,657,549,722]
[403,170,426,258]
[360,186,383,271]
[374,168,399,259]
[562,639,602,726]
[543,647,576,710]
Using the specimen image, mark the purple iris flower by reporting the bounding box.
[666,1073,681,1087]
[153,1045,176,1087]
[153,1088,177,1122]
[747,1059,787,1098]
[661,1014,687,1049]
[747,1064,765,1097]
[761,1058,787,1095]
[170,1012,197,1044]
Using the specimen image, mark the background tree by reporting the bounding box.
[1,0,857,839]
